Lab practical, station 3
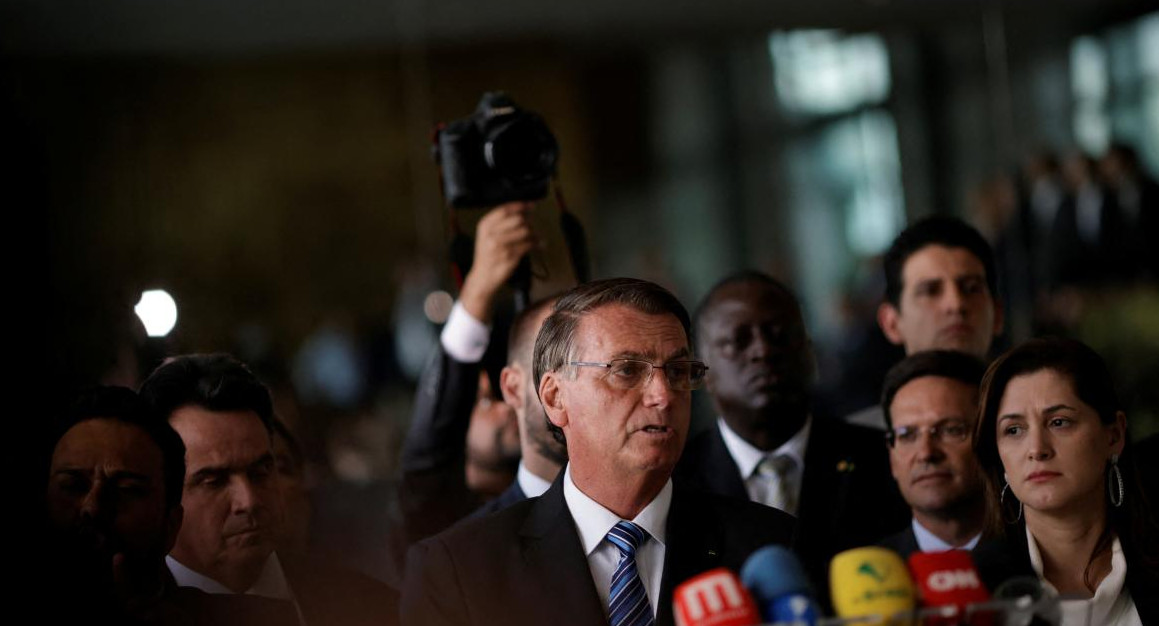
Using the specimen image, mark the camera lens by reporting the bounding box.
[484,116,558,184]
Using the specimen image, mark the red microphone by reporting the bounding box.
[907,550,992,625]
[672,568,761,626]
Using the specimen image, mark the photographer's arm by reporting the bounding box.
[399,202,535,543]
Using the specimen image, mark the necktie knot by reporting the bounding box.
[758,452,796,478]
[607,521,647,558]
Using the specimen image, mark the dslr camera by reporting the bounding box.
[436,92,559,209]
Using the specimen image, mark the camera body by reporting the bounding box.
[436,92,559,209]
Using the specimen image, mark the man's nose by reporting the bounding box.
[915,430,945,463]
[641,366,674,408]
[942,283,967,313]
[230,478,262,514]
[747,330,773,361]
[78,485,104,521]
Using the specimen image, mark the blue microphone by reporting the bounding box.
[739,545,821,625]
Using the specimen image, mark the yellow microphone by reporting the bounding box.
[829,547,916,625]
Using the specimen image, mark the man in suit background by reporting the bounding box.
[675,271,908,599]
[469,294,567,518]
[848,216,1004,431]
[140,354,398,626]
[41,386,298,625]
[877,351,988,558]
[400,200,535,540]
[402,278,795,626]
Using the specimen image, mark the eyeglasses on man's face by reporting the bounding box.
[885,419,971,448]
[568,358,708,391]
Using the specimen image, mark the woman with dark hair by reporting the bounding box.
[974,337,1159,625]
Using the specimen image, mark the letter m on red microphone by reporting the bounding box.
[673,568,761,626]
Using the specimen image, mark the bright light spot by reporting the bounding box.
[423,290,454,324]
[135,289,178,337]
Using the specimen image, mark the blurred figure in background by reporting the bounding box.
[141,354,399,626]
[400,201,536,542]
[41,386,298,625]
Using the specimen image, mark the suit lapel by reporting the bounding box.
[519,475,608,626]
[703,427,749,499]
[657,487,726,626]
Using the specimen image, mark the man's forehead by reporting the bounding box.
[51,418,164,475]
[576,304,689,356]
[704,282,800,323]
[891,376,979,420]
[902,245,986,282]
[169,406,271,466]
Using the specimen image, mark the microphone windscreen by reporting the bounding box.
[739,545,812,598]
[829,547,916,625]
[672,568,760,626]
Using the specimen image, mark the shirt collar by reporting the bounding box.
[517,461,553,499]
[562,463,671,557]
[911,518,982,552]
[166,551,293,600]
[717,415,811,478]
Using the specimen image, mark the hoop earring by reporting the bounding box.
[1108,454,1125,508]
[1001,481,1023,523]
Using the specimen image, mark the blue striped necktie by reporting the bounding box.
[606,521,655,626]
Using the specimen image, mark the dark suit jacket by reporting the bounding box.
[400,346,486,544]
[401,473,796,626]
[466,480,527,521]
[876,526,1034,594]
[282,553,400,626]
[673,417,909,604]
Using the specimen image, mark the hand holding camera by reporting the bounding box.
[460,201,538,323]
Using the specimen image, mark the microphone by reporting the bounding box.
[738,545,820,625]
[829,547,916,625]
[907,550,991,625]
[672,568,761,626]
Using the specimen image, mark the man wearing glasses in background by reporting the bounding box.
[402,278,794,626]
[877,350,988,557]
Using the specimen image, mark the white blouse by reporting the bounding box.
[1026,526,1142,626]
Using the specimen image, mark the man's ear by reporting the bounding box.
[499,365,523,411]
[877,302,905,346]
[991,298,1006,339]
[539,372,568,430]
[164,504,184,554]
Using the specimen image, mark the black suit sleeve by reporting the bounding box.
[401,539,472,626]
[399,346,483,544]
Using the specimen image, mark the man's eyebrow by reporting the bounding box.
[611,347,691,361]
[248,453,275,470]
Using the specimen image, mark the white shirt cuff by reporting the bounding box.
[440,301,490,363]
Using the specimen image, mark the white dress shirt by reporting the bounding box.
[911,518,981,552]
[516,460,552,498]
[562,463,670,618]
[440,302,490,363]
[1026,527,1141,626]
[166,551,293,600]
[717,416,810,515]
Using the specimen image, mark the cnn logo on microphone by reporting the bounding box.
[925,569,981,592]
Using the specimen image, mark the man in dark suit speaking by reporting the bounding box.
[401,278,795,626]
